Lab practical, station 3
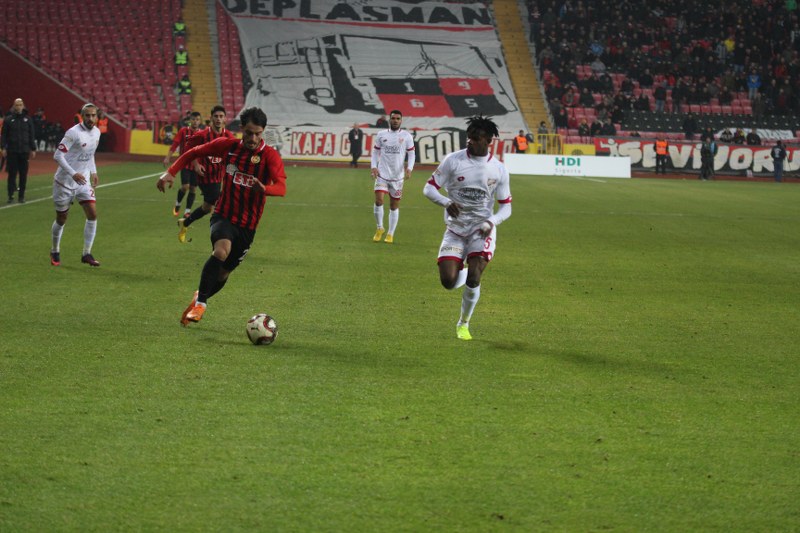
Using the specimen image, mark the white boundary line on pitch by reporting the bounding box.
[0,172,162,210]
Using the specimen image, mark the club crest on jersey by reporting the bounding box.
[250,155,261,164]
[232,170,257,187]
[457,176,465,181]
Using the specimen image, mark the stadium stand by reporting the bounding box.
[216,3,247,115]
[0,0,182,127]
[526,0,800,141]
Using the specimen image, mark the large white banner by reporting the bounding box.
[220,0,526,132]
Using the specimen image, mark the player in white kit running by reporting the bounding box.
[370,109,415,244]
[50,103,101,267]
[423,115,512,340]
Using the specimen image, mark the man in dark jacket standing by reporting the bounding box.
[348,123,363,167]
[1,98,37,203]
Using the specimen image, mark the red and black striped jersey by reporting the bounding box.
[184,127,235,184]
[168,137,287,230]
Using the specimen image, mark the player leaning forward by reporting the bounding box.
[157,107,287,326]
[50,103,102,267]
[423,115,512,341]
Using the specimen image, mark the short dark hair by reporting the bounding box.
[189,111,202,118]
[210,105,226,116]
[389,109,403,117]
[240,107,268,128]
[466,114,499,139]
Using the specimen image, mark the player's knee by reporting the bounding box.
[440,274,458,290]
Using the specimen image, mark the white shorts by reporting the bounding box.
[437,226,497,267]
[53,180,96,212]
[374,177,404,199]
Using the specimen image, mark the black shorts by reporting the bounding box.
[180,168,198,187]
[199,182,221,205]
[210,214,256,272]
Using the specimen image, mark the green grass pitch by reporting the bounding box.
[1,162,799,531]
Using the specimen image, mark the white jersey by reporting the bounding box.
[429,149,512,236]
[53,123,100,188]
[371,128,415,181]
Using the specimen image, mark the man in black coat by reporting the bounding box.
[1,98,37,203]
[348,123,364,168]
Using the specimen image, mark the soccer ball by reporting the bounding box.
[246,313,278,345]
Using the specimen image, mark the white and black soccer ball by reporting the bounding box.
[246,313,278,345]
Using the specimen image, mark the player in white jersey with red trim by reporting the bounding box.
[423,115,512,340]
[50,103,101,267]
[370,109,415,244]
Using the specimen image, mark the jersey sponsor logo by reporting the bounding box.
[455,187,486,201]
[209,156,223,164]
[381,144,403,154]
[232,170,258,187]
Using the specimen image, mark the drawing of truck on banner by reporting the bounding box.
[250,34,518,117]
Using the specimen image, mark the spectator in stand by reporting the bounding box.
[733,127,746,144]
[634,93,651,112]
[700,126,715,142]
[771,140,787,182]
[554,107,569,128]
[1,98,37,203]
[375,115,389,128]
[590,118,603,137]
[719,128,733,143]
[654,82,667,113]
[747,68,762,100]
[639,68,654,88]
[600,118,616,136]
[746,129,762,145]
[620,77,634,97]
[671,80,686,114]
[565,86,581,107]
[718,86,733,105]
[577,118,591,141]
[537,121,549,136]
[682,112,698,140]
[579,87,595,107]
[590,55,606,75]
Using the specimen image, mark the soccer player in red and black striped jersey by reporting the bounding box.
[176,105,235,243]
[157,107,287,326]
[163,110,203,217]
